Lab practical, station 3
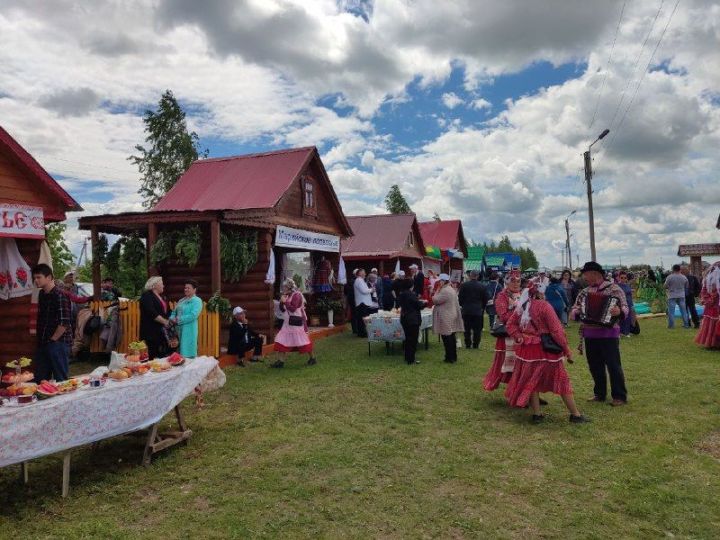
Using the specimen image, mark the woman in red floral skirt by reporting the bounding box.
[696,263,720,349]
[483,270,522,391]
[504,283,589,424]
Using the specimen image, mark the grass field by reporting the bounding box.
[1,316,719,539]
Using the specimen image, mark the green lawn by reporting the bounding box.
[1,317,720,539]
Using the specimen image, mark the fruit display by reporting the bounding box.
[149,360,171,372]
[167,352,186,367]
[56,378,83,394]
[0,383,37,397]
[3,357,34,385]
[36,381,60,398]
[108,367,132,380]
[128,341,149,361]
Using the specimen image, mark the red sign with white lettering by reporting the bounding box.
[0,205,45,239]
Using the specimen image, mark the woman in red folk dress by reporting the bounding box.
[483,270,522,391]
[695,263,720,349]
[271,278,317,368]
[504,284,589,424]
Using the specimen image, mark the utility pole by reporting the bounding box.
[565,210,576,269]
[583,129,609,262]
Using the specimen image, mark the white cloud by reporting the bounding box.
[470,98,491,110]
[441,92,464,109]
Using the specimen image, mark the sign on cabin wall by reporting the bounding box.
[275,225,340,253]
[0,204,45,239]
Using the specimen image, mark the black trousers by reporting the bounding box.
[355,304,377,337]
[686,295,700,327]
[441,333,457,362]
[585,338,627,402]
[348,300,357,334]
[462,314,483,348]
[402,322,420,364]
[236,337,264,360]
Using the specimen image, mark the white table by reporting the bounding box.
[0,356,219,496]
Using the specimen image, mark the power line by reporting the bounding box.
[606,0,680,150]
[607,0,666,133]
[589,0,628,129]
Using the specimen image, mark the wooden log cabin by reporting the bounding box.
[79,147,352,348]
[0,126,82,363]
[418,219,468,278]
[340,214,426,276]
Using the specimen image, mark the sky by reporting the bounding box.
[1,0,719,268]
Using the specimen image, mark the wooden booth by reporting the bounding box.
[79,147,352,351]
[677,243,720,278]
[0,126,82,364]
[418,219,468,278]
[340,214,426,276]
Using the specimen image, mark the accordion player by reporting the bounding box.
[579,291,620,327]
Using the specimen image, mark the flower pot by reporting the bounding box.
[327,310,334,328]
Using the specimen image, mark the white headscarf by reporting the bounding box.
[514,287,533,329]
[144,276,163,291]
[704,264,720,295]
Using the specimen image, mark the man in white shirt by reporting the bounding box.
[354,269,377,337]
[533,271,550,294]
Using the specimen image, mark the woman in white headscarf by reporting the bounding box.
[695,262,720,348]
[139,276,171,359]
[270,278,316,368]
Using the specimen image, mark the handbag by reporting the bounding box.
[540,333,563,354]
[630,319,640,335]
[490,318,508,338]
[84,315,102,335]
[288,315,304,327]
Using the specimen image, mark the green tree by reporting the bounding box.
[45,223,74,277]
[105,239,123,279]
[118,234,147,298]
[497,235,513,252]
[130,89,207,208]
[432,212,441,222]
[384,184,412,214]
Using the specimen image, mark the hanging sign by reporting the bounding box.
[275,225,340,253]
[0,205,45,239]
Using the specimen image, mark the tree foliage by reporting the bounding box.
[384,184,412,214]
[130,89,207,208]
[45,223,74,278]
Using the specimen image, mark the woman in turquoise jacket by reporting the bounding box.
[171,279,203,358]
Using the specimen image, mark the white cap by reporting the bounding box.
[232,306,245,316]
[352,268,359,275]
[439,273,450,281]
[409,264,419,269]
[397,270,406,278]
[371,268,378,273]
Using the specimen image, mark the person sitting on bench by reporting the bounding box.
[228,306,263,366]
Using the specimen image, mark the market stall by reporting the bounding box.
[418,219,468,277]
[79,147,353,348]
[0,126,81,364]
[364,309,434,355]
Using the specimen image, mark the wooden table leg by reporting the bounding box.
[142,423,159,467]
[174,405,188,432]
[19,461,28,484]
[62,452,71,498]
[424,328,430,350]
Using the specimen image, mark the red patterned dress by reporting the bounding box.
[503,300,573,408]
[483,289,519,391]
[695,285,720,348]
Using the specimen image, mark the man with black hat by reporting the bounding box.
[571,261,629,407]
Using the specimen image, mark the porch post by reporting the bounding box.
[90,226,101,300]
[147,223,158,277]
[690,255,702,279]
[210,220,221,293]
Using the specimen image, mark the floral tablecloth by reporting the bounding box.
[0,356,219,468]
[365,309,434,342]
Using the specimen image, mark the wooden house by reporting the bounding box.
[418,219,468,277]
[79,147,352,346]
[340,214,426,276]
[0,126,82,363]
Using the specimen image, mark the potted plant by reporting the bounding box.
[316,296,343,328]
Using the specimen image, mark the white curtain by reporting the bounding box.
[338,256,347,285]
[0,238,33,300]
[394,258,401,274]
[264,248,276,284]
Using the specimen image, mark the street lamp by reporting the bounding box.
[565,210,576,270]
[583,129,609,261]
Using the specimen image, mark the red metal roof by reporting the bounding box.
[418,220,468,255]
[153,147,316,212]
[341,214,425,259]
[0,125,82,216]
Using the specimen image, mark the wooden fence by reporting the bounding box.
[89,300,220,357]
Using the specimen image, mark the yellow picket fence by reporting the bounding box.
[89,300,220,357]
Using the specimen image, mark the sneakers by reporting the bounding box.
[307,357,317,366]
[531,414,545,424]
[569,414,591,424]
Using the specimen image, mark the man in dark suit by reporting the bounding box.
[458,270,488,349]
[681,266,701,328]
[409,264,425,297]
[228,306,263,366]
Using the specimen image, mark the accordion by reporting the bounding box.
[579,292,619,327]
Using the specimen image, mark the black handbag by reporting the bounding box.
[540,333,563,354]
[490,318,508,338]
[288,315,304,327]
[630,319,640,335]
[84,315,102,335]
